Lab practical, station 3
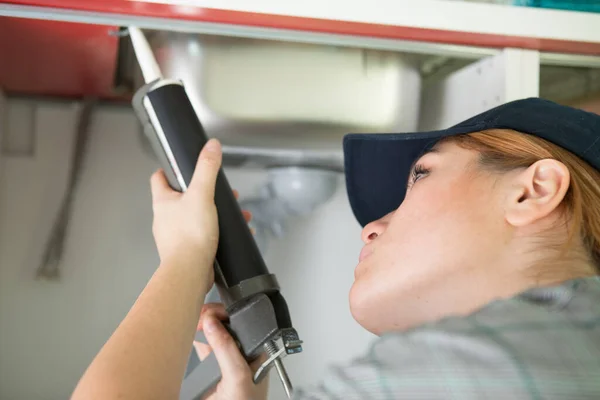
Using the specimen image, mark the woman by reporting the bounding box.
[72,98,600,399]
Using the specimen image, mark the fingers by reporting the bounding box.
[203,317,252,383]
[197,303,228,331]
[194,303,226,361]
[150,169,174,202]
[189,139,222,199]
[200,302,228,318]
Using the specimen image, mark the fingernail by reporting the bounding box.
[204,317,218,334]
[205,139,220,153]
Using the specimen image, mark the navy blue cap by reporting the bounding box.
[343,98,600,227]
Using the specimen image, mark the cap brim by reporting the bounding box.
[343,126,476,227]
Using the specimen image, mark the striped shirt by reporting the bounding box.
[294,276,600,400]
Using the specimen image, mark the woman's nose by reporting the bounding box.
[361,218,387,244]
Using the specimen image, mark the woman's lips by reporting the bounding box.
[358,246,373,263]
[355,247,373,279]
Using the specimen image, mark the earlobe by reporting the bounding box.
[505,159,570,227]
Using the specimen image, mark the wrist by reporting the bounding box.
[160,249,215,288]
[160,243,216,267]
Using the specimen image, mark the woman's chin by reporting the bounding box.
[349,280,382,335]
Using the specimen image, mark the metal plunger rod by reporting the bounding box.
[264,341,293,398]
[274,359,293,398]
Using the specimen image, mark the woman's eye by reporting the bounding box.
[413,171,426,182]
[408,164,430,188]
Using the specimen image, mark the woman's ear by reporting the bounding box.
[504,159,570,227]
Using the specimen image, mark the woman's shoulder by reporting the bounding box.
[476,275,600,328]
[294,278,600,400]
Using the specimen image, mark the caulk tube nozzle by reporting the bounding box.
[129,26,163,83]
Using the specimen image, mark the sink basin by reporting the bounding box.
[138,31,422,152]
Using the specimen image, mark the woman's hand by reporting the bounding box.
[150,139,264,399]
[194,303,270,400]
[150,139,222,286]
[73,139,261,400]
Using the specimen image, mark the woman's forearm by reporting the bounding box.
[72,256,213,400]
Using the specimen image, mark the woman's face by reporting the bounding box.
[349,141,517,334]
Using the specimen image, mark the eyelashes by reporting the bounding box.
[407,163,430,189]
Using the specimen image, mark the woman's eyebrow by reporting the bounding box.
[409,144,442,174]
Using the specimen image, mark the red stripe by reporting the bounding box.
[6,0,600,56]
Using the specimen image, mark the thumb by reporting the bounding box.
[203,317,251,383]
[189,139,222,199]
